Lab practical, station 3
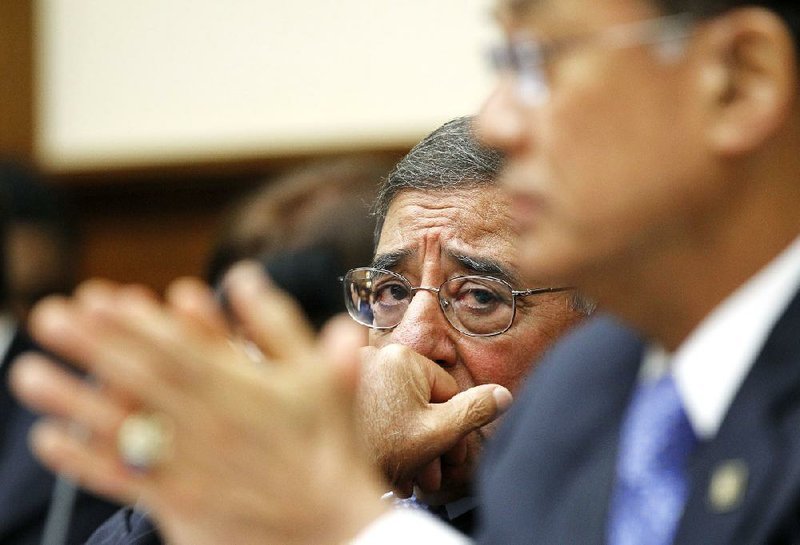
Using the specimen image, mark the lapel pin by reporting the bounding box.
[708,459,748,513]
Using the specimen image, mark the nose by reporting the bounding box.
[475,78,527,154]
[389,289,457,368]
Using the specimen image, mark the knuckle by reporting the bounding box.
[458,395,493,430]
[380,343,411,361]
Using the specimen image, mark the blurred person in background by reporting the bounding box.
[0,161,78,324]
[206,155,393,329]
[0,161,120,544]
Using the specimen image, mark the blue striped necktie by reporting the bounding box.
[607,373,697,545]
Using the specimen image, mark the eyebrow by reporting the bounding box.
[449,252,521,286]
[371,248,522,287]
[371,249,414,271]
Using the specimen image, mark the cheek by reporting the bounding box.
[459,340,538,394]
[529,95,695,282]
[544,94,638,225]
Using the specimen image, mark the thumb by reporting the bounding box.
[423,384,513,453]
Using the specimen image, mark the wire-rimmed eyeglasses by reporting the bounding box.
[341,267,572,337]
[488,12,695,105]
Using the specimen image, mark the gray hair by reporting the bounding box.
[662,2,798,45]
[373,116,504,243]
[373,116,595,317]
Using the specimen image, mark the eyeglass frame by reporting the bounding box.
[488,12,696,105]
[341,266,573,337]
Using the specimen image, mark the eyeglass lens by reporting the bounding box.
[344,269,516,336]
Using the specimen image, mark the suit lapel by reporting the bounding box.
[478,316,646,545]
[550,321,645,545]
[675,289,800,544]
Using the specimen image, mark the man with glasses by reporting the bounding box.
[11,0,800,544]
[341,116,587,520]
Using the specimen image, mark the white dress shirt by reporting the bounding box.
[351,235,800,544]
[642,234,800,439]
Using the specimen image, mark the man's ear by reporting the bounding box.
[697,8,797,155]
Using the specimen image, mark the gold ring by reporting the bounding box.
[117,412,173,472]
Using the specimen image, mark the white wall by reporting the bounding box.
[36,0,497,171]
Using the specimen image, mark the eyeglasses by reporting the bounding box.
[488,12,695,105]
[341,267,572,337]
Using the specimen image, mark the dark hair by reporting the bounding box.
[0,161,78,310]
[208,155,394,329]
[373,116,505,244]
[661,1,797,40]
[509,1,797,45]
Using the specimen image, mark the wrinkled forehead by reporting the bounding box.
[379,186,514,238]
[375,187,521,277]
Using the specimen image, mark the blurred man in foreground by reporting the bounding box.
[11,0,800,543]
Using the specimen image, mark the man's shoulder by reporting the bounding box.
[484,314,645,474]
[475,316,646,545]
[513,315,644,411]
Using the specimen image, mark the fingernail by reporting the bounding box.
[493,386,513,415]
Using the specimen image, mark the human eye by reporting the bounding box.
[450,279,510,315]
[369,277,411,328]
[373,280,410,305]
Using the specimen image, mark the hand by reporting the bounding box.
[11,263,387,545]
[357,345,512,498]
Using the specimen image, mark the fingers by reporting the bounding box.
[414,458,442,493]
[27,281,227,413]
[392,481,414,499]
[10,352,151,505]
[29,419,142,503]
[424,357,461,404]
[223,262,317,361]
[10,353,129,440]
[165,277,230,338]
[424,384,513,454]
[440,437,468,467]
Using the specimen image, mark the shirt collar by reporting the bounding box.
[644,234,800,440]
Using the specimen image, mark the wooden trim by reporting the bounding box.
[48,147,408,186]
[0,0,34,159]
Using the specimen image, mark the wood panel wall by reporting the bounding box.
[1,5,408,295]
[0,0,34,159]
[55,149,406,293]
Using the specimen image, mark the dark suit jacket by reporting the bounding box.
[0,330,120,545]
[477,301,800,544]
[85,508,161,545]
